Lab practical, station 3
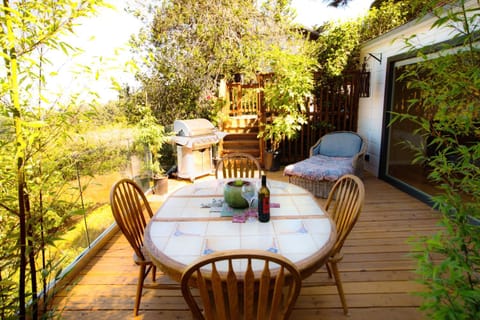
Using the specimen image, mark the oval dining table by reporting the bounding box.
[144,178,336,282]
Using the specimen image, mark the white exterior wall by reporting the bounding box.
[357,11,462,176]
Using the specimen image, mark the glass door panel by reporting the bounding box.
[384,62,441,199]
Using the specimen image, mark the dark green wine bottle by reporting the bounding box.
[257,175,270,222]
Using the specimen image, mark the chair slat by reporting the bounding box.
[215,153,262,179]
[226,259,240,320]
[270,266,285,319]
[197,270,215,319]
[244,258,255,319]
[211,263,227,319]
[257,260,271,319]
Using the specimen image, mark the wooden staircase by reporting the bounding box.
[220,115,261,159]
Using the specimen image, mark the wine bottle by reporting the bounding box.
[257,175,270,222]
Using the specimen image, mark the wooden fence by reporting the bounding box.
[225,71,368,164]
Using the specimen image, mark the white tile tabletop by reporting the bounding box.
[144,178,336,281]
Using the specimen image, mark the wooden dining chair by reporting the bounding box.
[324,174,365,315]
[215,152,262,179]
[181,249,302,320]
[110,178,176,316]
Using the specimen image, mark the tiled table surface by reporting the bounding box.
[144,179,336,281]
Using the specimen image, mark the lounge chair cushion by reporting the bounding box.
[312,132,362,158]
[284,155,354,182]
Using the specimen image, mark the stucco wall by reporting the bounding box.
[357,12,459,176]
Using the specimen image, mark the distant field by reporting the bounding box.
[81,172,124,204]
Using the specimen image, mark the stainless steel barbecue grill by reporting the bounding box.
[172,118,221,181]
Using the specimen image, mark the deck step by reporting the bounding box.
[223,116,259,134]
[222,140,259,148]
[222,126,259,134]
[221,132,260,158]
[222,143,260,156]
[220,116,260,159]
[223,133,258,140]
[222,149,261,158]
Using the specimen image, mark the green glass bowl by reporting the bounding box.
[224,180,249,209]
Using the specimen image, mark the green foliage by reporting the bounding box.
[0,105,129,320]
[134,108,169,176]
[0,1,115,319]
[316,0,410,78]
[128,0,320,152]
[317,19,361,77]
[126,0,309,127]
[127,0,259,125]
[205,95,229,128]
[260,39,319,151]
[390,1,480,318]
[361,0,414,42]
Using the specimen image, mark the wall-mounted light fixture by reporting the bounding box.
[359,53,382,97]
[359,69,370,98]
[359,57,371,98]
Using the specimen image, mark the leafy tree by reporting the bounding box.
[127,0,255,125]
[0,1,110,319]
[330,0,416,15]
[316,0,411,78]
[261,39,319,151]
[390,0,480,318]
[328,0,435,24]
[126,0,310,126]
[361,0,416,41]
[316,19,361,77]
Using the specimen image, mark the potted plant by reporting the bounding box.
[134,110,170,194]
[259,97,309,171]
[146,159,167,195]
[257,42,318,171]
[261,117,292,171]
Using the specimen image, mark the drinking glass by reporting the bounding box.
[241,182,257,221]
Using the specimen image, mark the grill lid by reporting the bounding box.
[173,135,219,148]
[173,118,222,148]
[174,118,215,137]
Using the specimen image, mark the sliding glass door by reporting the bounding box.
[381,56,441,203]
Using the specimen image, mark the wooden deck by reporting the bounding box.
[50,172,440,319]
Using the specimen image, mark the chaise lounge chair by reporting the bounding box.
[283,131,367,198]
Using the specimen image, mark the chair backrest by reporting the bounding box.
[325,174,365,256]
[181,250,302,320]
[110,178,153,261]
[215,152,262,179]
[311,131,365,158]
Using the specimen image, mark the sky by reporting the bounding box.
[45,3,141,105]
[292,0,373,28]
[50,0,373,104]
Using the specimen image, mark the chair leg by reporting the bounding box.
[134,265,147,316]
[152,265,157,282]
[326,262,332,278]
[331,261,349,315]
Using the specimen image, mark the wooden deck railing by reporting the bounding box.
[225,83,260,117]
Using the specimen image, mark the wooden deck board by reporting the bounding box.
[49,173,437,319]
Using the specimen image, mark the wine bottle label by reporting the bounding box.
[262,197,270,214]
[258,194,270,222]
